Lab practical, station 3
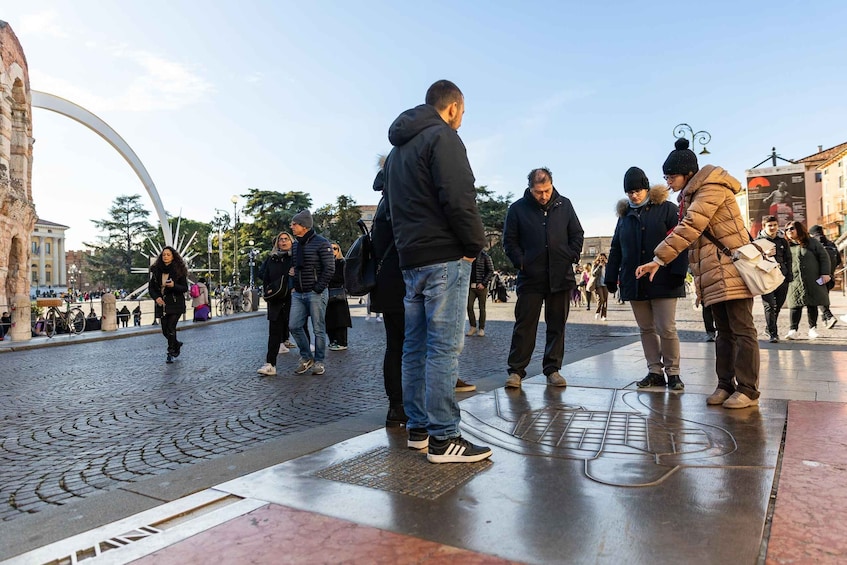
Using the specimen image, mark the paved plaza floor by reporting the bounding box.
[1,294,846,563]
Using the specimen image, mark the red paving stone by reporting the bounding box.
[131,503,521,565]
[767,401,847,564]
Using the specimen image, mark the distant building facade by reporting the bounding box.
[30,218,69,291]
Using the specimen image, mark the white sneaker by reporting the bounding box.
[784,329,798,340]
[467,327,477,336]
[478,329,485,337]
[595,313,600,319]
[257,363,276,376]
[808,328,819,340]
[278,343,289,354]
[365,315,372,322]
[376,315,383,322]
[600,316,607,322]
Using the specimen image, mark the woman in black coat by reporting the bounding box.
[605,168,688,390]
[149,246,189,363]
[326,243,352,350]
[257,232,294,376]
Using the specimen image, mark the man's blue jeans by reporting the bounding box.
[289,289,328,362]
[402,259,472,440]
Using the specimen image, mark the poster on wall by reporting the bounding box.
[745,164,806,238]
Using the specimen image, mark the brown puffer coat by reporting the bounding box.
[653,165,753,307]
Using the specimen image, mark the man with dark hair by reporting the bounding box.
[383,79,492,464]
[466,249,494,337]
[503,167,584,388]
[757,215,792,342]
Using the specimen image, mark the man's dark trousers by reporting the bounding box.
[507,290,570,378]
[761,281,788,338]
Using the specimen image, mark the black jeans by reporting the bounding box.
[761,281,788,337]
[711,299,760,400]
[467,286,488,329]
[507,290,570,378]
[160,313,180,353]
[382,310,404,405]
[789,306,818,330]
[327,327,348,347]
[702,305,715,333]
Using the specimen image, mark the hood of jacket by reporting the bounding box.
[615,185,670,218]
[686,165,742,197]
[388,104,447,147]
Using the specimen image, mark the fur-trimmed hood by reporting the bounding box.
[615,185,670,218]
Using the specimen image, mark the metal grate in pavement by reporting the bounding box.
[312,446,491,500]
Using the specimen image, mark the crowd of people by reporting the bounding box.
[132,80,844,466]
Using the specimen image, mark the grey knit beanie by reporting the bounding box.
[291,209,313,229]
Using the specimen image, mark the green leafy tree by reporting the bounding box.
[312,195,362,253]
[240,189,312,247]
[85,194,157,289]
[475,186,513,272]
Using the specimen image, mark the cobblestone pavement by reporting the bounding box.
[2,297,845,523]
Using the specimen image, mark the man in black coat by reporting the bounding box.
[503,167,584,388]
[757,215,793,342]
[383,79,491,464]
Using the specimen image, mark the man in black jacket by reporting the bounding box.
[757,215,792,342]
[467,250,494,337]
[288,209,334,376]
[503,167,584,388]
[383,79,491,464]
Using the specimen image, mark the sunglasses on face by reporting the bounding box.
[785,227,796,232]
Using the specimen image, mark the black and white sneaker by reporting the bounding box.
[427,436,492,464]
[407,428,429,450]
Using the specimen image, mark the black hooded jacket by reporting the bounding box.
[383,104,486,269]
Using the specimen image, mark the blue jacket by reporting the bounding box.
[605,187,688,301]
[503,187,584,294]
[291,229,335,293]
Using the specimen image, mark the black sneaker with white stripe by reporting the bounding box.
[407,428,429,450]
[427,436,492,464]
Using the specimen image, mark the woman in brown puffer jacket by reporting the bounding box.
[636,138,760,410]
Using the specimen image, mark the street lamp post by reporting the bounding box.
[246,240,259,289]
[673,123,712,155]
[230,195,240,286]
[68,264,78,295]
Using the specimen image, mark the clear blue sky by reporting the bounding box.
[4,1,847,249]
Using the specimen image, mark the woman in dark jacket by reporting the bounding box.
[326,243,352,350]
[149,246,189,363]
[371,167,407,427]
[257,232,294,376]
[784,221,831,340]
[606,168,688,390]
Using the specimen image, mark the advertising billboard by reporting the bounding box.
[745,164,806,238]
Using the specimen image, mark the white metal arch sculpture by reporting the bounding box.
[30,91,173,247]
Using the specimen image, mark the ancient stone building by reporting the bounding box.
[0,21,37,340]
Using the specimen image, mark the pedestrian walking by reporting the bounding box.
[809,224,840,329]
[257,232,294,376]
[466,249,494,336]
[605,167,688,390]
[756,215,792,342]
[591,253,609,321]
[149,246,188,364]
[637,138,760,409]
[784,221,831,340]
[326,243,352,351]
[288,209,334,376]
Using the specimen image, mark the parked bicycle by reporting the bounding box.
[216,288,249,316]
[35,297,86,338]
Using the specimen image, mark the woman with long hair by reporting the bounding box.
[326,242,352,350]
[257,231,294,376]
[784,221,831,340]
[592,253,609,321]
[149,246,189,363]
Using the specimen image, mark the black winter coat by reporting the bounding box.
[149,266,188,316]
[470,251,494,287]
[259,251,292,322]
[605,187,688,301]
[384,104,486,269]
[291,229,335,293]
[503,188,584,294]
[370,183,404,314]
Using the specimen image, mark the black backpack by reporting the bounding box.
[344,220,377,296]
[822,240,841,275]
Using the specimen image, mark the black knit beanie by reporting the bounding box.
[662,138,700,176]
[623,167,650,192]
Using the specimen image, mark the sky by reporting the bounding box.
[3,1,847,250]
